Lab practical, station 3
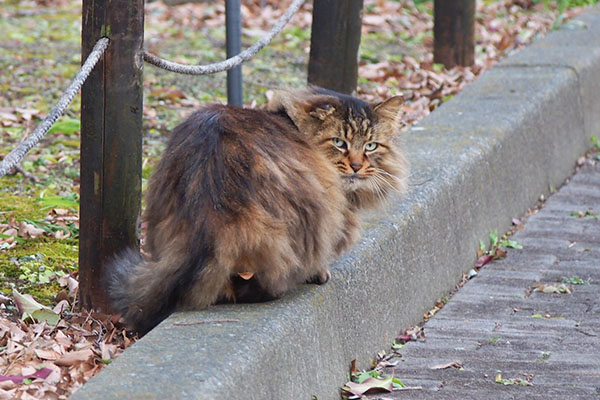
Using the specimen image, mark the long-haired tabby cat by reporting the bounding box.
[108,87,408,335]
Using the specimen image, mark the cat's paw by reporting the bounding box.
[306,270,331,285]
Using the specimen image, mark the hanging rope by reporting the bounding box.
[1,0,307,178]
[0,37,109,178]
[143,0,306,75]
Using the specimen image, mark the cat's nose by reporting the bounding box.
[350,162,363,172]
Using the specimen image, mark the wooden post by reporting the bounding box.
[226,0,243,107]
[433,0,475,68]
[79,0,144,311]
[308,0,364,94]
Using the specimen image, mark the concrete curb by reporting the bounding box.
[72,7,600,400]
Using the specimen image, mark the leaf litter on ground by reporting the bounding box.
[0,285,133,399]
[569,209,599,219]
[495,372,533,386]
[343,360,407,399]
[561,276,589,285]
[395,325,425,344]
[533,283,573,294]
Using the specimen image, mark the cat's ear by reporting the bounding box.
[268,89,336,132]
[373,96,403,121]
[292,99,336,132]
[373,96,404,134]
[309,103,336,120]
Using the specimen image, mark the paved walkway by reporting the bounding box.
[373,161,600,399]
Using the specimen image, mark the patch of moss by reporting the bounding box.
[19,282,63,307]
[0,261,20,280]
[0,192,47,223]
[0,237,78,306]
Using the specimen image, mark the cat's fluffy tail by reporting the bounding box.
[107,244,204,336]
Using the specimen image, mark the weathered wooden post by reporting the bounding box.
[79,0,144,311]
[308,0,364,94]
[433,0,475,68]
[226,0,243,107]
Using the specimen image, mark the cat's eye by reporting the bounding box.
[365,142,378,151]
[332,138,347,149]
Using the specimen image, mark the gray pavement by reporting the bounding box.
[373,161,600,399]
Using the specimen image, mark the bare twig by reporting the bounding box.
[13,164,39,182]
[173,319,240,326]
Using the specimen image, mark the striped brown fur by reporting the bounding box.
[107,87,408,335]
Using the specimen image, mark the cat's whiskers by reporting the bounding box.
[371,174,386,196]
[375,168,408,184]
[367,175,386,203]
[372,170,403,194]
[370,173,396,201]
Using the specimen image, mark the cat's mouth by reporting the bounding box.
[342,174,368,190]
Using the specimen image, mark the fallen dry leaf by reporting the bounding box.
[0,388,17,399]
[34,348,61,361]
[99,342,117,360]
[430,361,463,370]
[396,325,424,344]
[475,254,493,268]
[54,330,73,348]
[343,376,393,396]
[53,229,70,239]
[350,359,359,376]
[0,368,52,385]
[53,300,70,314]
[54,349,94,366]
[18,221,45,239]
[12,289,60,326]
[50,208,69,216]
[533,283,572,294]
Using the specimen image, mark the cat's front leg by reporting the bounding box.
[306,269,331,285]
[334,208,361,255]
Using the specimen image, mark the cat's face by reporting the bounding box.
[271,88,408,207]
[280,88,408,206]
[317,101,406,201]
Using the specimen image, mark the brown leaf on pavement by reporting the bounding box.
[430,361,463,370]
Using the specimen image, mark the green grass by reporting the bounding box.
[534,0,599,12]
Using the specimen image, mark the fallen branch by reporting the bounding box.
[173,319,240,326]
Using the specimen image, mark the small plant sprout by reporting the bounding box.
[561,276,590,285]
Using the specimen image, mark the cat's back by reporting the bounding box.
[148,104,343,221]
[167,104,310,165]
[173,104,298,142]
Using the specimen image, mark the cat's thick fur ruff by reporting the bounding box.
[107,87,408,335]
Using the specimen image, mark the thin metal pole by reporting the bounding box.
[226,0,243,107]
